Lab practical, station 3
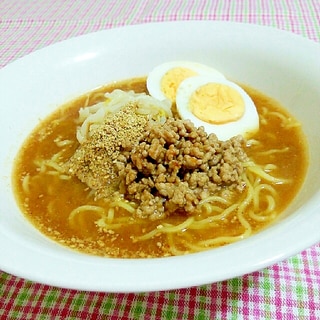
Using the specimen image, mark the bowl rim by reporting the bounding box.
[1,20,320,292]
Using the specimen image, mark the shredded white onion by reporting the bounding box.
[77,90,172,144]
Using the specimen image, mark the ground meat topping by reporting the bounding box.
[65,108,249,221]
[117,118,249,220]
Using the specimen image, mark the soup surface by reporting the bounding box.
[13,77,308,258]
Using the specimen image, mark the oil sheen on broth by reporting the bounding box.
[12,78,308,258]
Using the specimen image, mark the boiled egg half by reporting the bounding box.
[176,75,259,141]
[147,61,226,103]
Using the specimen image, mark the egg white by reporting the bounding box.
[176,76,259,141]
[146,61,226,102]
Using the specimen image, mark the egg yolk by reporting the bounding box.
[189,83,245,124]
[161,67,197,102]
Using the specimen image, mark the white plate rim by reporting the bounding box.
[1,20,320,292]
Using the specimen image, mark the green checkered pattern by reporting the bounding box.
[1,249,320,319]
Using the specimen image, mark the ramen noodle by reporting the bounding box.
[12,77,308,258]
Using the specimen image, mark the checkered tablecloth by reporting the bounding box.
[1,1,320,319]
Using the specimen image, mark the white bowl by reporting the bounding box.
[1,21,320,292]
